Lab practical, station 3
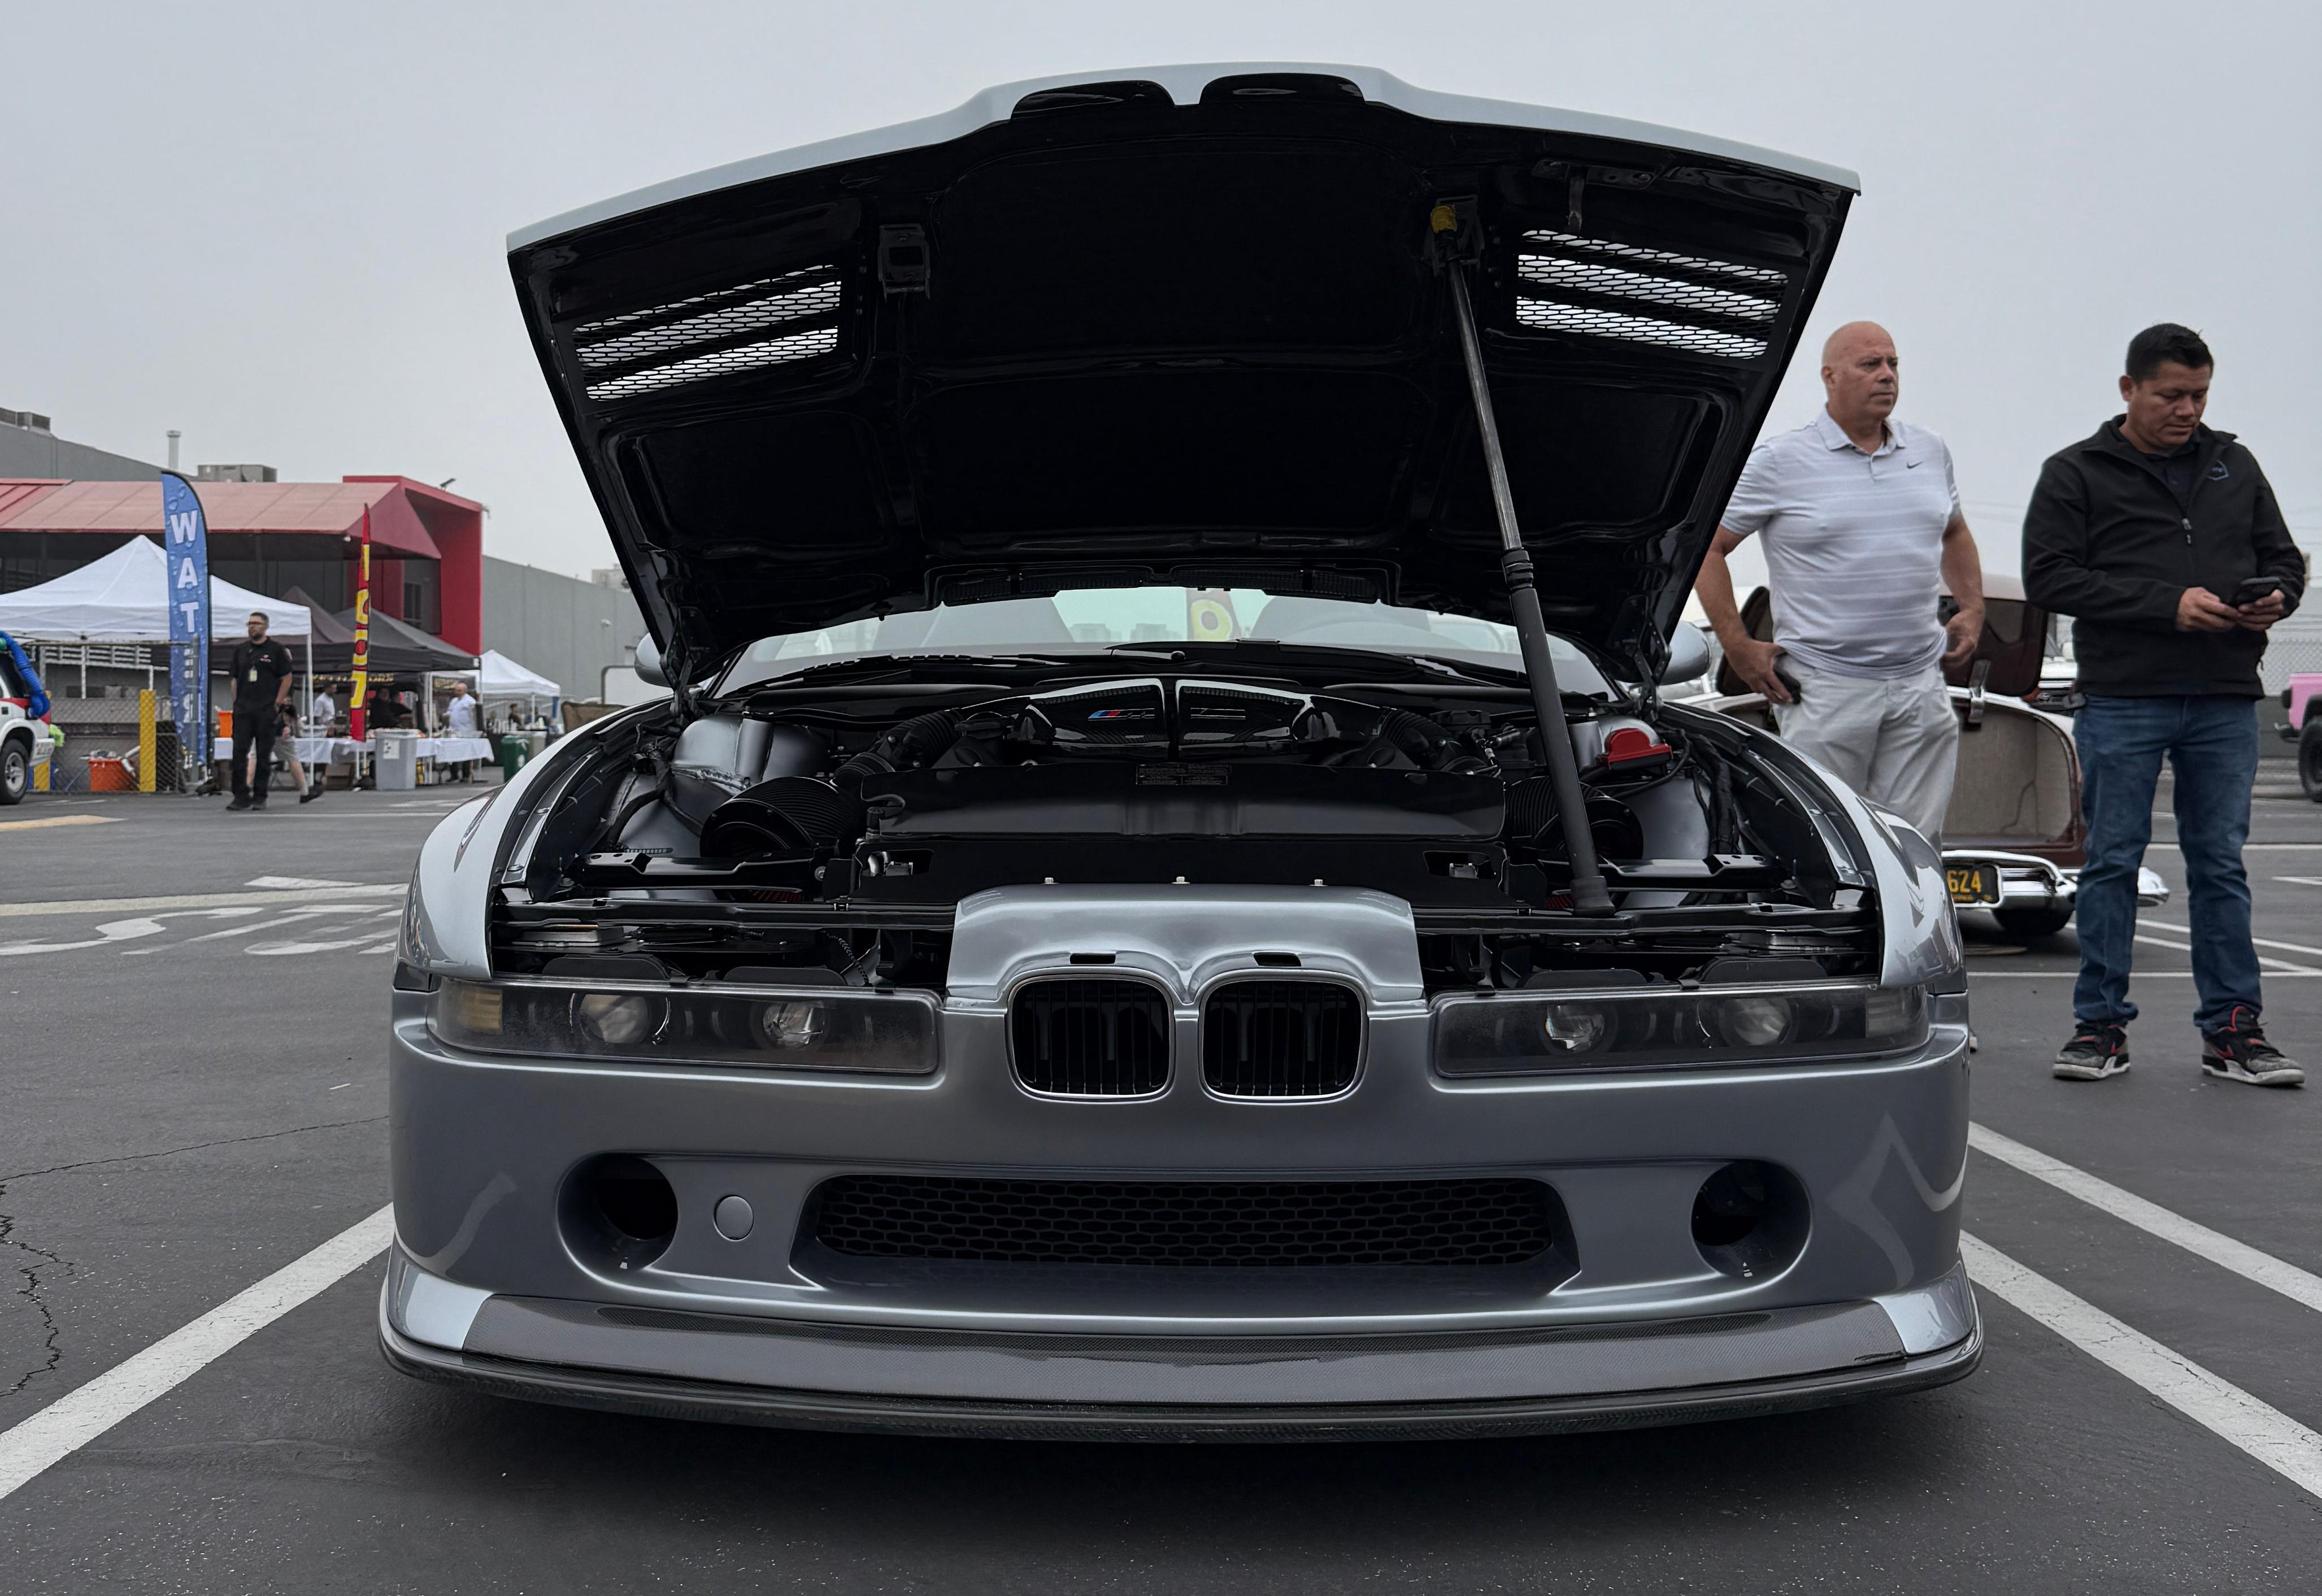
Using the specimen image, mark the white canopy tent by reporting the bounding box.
[0,536,310,642]
[479,649,559,699]
[0,536,315,739]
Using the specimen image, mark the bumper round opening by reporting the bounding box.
[560,1154,679,1272]
[1690,1160,1808,1280]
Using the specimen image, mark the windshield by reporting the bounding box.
[718,589,1612,695]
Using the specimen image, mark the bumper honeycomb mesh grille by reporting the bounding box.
[1010,979,1171,1096]
[1203,981,1362,1097]
[805,1176,1558,1267]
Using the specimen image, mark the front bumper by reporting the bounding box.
[1942,849,2169,912]
[380,1251,1980,1441]
[386,960,1980,1435]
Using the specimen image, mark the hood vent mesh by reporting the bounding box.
[574,265,843,401]
[1514,231,1785,361]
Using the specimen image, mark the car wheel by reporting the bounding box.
[1993,904,2073,939]
[2301,720,2322,802]
[0,740,27,806]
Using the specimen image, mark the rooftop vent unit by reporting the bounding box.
[195,463,277,482]
[0,408,53,432]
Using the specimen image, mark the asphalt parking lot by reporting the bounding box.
[4,779,2320,1593]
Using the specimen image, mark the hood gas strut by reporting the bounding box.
[1432,202,1615,916]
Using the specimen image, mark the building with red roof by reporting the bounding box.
[0,475,484,654]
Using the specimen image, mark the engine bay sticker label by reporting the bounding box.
[1135,763,1229,787]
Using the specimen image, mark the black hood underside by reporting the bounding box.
[511,68,1851,682]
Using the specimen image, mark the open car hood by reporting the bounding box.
[510,64,1855,684]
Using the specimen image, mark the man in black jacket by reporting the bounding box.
[2024,325,2304,1086]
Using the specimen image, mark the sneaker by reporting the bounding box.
[224,797,251,812]
[299,780,323,804]
[249,798,267,811]
[2054,1023,2130,1080]
[2202,1008,2304,1088]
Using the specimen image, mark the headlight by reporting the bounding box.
[1435,983,1925,1077]
[429,981,937,1075]
[756,1000,828,1050]
[1541,1003,1611,1054]
[1715,994,1796,1048]
[577,992,665,1046]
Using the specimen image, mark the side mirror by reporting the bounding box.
[1660,623,1712,685]
[633,635,669,689]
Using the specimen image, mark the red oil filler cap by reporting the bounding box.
[1601,721,1674,773]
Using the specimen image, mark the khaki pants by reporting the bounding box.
[1773,662,1958,845]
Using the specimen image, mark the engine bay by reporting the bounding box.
[493,664,1879,995]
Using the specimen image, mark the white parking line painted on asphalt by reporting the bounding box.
[2149,843,2322,851]
[0,1204,394,1504]
[1971,971,2322,978]
[1969,1124,2322,1315]
[2134,932,2318,975]
[2145,917,2322,963]
[0,884,405,920]
[1962,1233,2322,1502]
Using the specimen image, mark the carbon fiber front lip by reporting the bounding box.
[377,1291,1981,1443]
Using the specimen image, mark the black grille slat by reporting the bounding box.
[806,1176,1556,1267]
[1010,980,1170,1096]
[1203,981,1361,1097]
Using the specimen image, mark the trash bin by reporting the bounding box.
[524,729,549,761]
[497,733,529,782]
[375,728,421,792]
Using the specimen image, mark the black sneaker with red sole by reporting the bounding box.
[2054,1022,2130,1081]
[2201,1007,2304,1088]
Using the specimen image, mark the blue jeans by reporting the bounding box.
[2072,695,2260,1033]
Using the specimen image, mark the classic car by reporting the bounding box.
[381,65,1978,1440]
[1710,574,2166,938]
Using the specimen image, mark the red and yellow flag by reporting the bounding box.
[349,506,372,739]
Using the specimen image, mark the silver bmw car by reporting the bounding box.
[383,64,1978,1440]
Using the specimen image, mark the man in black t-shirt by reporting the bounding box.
[226,610,295,811]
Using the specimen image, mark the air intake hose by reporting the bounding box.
[704,709,963,858]
[1377,708,1486,773]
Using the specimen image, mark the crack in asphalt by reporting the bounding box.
[0,1192,73,1399]
[0,1114,385,1400]
[0,1114,388,1187]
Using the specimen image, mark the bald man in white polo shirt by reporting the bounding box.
[1698,321,1986,843]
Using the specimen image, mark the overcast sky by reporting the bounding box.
[6,0,2316,588]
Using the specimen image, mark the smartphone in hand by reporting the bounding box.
[2232,576,2284,606]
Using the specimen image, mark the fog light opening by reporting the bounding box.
[560,1154,679,1272]
[1691,1160,1808,1281]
